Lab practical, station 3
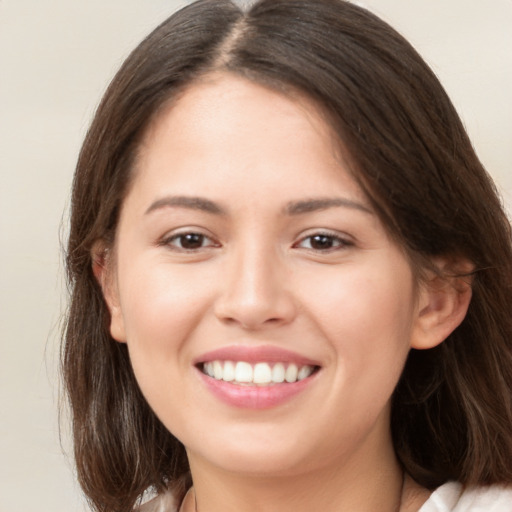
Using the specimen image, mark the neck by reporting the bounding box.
[185,442,405,512]
[181,474,432,512]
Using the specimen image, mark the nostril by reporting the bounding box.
[220,315,290,330]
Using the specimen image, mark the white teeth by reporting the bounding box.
[213,360,223,380]
[235,361,253,383]
[271,363,285,383]
[202,360,315,386]
[253,363,272,384]
[205,362,214,377]
[222,360,235,382]
[285,363,298,383]
[297,365,313,380]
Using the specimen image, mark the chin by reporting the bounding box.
[195,448,313,477]
[184,422,336,478]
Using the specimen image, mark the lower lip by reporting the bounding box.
[197,369,318,409]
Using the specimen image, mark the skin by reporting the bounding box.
[97,73,471,512]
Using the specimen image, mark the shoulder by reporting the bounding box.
[134,489,178,512]
[420,481,512,511]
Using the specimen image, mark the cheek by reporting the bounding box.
[118,258,211,344]
[307,266,415,339]
[115,262,212,427]
[302,262,416,389]
[114,258,216,408]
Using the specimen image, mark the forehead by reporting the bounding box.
[132,72,358,195]
[144,72,337,149]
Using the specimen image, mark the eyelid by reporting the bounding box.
[158,227,221,251]
[293,229,354,251]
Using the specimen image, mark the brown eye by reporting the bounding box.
[178,233,205,249]
[164,232,217,251]
[309,235,336,250]
[296,232,352,252]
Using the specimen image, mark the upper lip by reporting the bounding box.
[194,345,321,367]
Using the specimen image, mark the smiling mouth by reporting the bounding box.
[199,361,320,386]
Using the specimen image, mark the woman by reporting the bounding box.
[62,0,512,511]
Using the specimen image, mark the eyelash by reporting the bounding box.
[160,230,352,253]
[160,231,219,251]
[294,231,353,252]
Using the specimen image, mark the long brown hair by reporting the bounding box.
[63,1,512,510]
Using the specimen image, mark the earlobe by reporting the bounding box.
[411,260,473,350]
[91,241,127,343]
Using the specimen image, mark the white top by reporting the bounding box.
[137,482,512,511]
[419,482,512,511]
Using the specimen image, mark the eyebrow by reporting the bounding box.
[144,195,372,217]
[284,197,373,215]
[145,196,226,215]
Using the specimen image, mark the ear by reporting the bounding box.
[411,258,474,350]
[91,241,127,343]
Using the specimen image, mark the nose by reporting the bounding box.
[214,243,297,330]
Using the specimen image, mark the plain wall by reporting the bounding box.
[0,1,510,511]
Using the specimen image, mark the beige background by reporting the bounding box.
[0,1,510,511]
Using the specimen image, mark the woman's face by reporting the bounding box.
[106,73,423,477]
